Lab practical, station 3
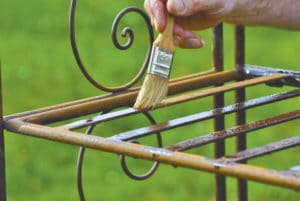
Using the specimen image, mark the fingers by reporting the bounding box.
[173,25,205,49]
[167,0,221,16]
[144,0,207,49]
[144,0,167,32]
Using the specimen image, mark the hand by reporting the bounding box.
[144,0,300,49]
[144,0,233,48]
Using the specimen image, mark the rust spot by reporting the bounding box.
[166,145,182,151]
[152,153,158,159]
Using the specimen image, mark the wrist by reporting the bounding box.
[225,0,280,26]
[225,0,300,30]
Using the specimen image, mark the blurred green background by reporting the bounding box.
[1,0,300,201]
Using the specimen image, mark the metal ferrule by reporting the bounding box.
[147,46,174,79]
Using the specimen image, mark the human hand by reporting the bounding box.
[144,0,234,48]
[145,0,300,48]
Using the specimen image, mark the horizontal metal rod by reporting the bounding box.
[4,119,300,190]
[242,64,300,87]
[281,167,300,178]
[5,70,238,125]
[4,70,215,122]
[108,89,299,141]
[168,110,300,152]
[223,135,300,163]
[3,70,214,121]
[160,73,287,106]
[62,74,288,130]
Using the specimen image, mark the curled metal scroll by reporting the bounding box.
[77,121,98,201]
[69,0,154,92]
[77,111,162,201]
[120,112,162,180]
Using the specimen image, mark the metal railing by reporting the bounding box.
[0,1,299,201]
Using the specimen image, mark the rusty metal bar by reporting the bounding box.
[168,110,300,152]
[105,90,299,142]
[242,64,300,87]
[0,62,6,201]
[3,70,215,122]
[4,119,300,190]
[281,167,300,178]
[162,73,287,106]
[234,25,247,201]
[62,74,287,131]
[212,23,226,201]
[223,135,300,163]
[5,70,238,125]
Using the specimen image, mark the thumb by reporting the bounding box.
[167,0,216,16]
[167,0,186,15]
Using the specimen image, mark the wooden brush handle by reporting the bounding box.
[153,14,175,51]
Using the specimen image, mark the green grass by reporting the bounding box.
[1,1,300,201]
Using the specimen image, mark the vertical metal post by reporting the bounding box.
[0,61,6,201]
[234,25,247,201]
[212,24,226,201]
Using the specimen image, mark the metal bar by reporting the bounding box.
[281,166,300,178]
[5,70,239,125]
[242,64,300,87]
[62,74,287,131]
[162,74,287,107]
[243,64,300,76]
[234,25,247,201]
[168,110,300,152]
[212,23,226,201]
[4,120,300,190]
[3,70,215,121]
[0,61,6,201]
[5,89,298,145]
[223,135,300,163]
[107,90,298,141]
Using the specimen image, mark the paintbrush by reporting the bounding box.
[134,14,175,110]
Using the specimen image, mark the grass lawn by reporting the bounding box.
[1,1,300,201]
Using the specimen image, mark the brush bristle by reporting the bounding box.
[134,74,168,110]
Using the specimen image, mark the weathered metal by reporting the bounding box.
[3,112,300,190]
[168,110,300,152]
[212,23,226,201]
[61,74,287,131]
[4,86,300,190]
[223,135,300,162]
[235,25,247,201]
[70,1,154,92]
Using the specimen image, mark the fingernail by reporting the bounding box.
[174,35,182,46]
[200,39,206,47]
[186,38,203,48]
[174,0,185,13]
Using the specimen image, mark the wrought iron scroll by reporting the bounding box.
[119,111,162,180]
[71,3,158,199]
[76,111,162,201]
[69,0,154,92]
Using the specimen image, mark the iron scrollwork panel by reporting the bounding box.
[70,1,160,200]
[69,0,154,92]
[76,110,162,201]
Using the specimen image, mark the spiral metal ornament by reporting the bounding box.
[77,111,162,201]
[120,111,162,180]
[77,123,96,201]
[70,0,154,92]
